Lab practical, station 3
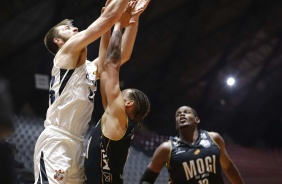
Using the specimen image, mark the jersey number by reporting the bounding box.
[198,179,209,184]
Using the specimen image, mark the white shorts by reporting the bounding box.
[34,126,85,184]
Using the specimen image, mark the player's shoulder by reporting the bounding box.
[162,140,171,147]
[206,130,225,147]
[206,131,221,139]
[157,139,171,152]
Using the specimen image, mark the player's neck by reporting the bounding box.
[179,128,198,145]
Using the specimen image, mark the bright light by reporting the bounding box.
[226,77,235,86]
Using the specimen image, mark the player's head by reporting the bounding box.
[175,106,200,130]
[122,88,150,126]
[44,19,78,55]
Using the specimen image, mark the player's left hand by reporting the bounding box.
[131,0,151,15]
[118,0,137,28]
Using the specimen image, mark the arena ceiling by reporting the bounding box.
[1,0,282,148]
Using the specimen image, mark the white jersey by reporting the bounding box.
[44,60,97,137]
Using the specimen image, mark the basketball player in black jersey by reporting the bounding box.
[84,1,151,183]
[140,106,244,184]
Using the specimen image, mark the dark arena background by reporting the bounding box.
[1,0,282,183]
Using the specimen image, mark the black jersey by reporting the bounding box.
[167,129,224,184]
[84,118,136,184]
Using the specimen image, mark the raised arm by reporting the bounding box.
[99,23,123,108]
[98,2,134,108]
[60,0,128,57]
[121,0,151,64]
[95,1,136,76]
[99,18,130,140]
[98,0,152,140]
[96,0,152,66]
[97,23,111,109]
[98,7,112,66]
[98,1,136,109]
[210,132,244,184]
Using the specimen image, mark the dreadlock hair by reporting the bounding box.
[44,19,73,55]
[123,88,150,127]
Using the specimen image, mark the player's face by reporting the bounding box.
[56,25,78,41]
[175,106,199,129]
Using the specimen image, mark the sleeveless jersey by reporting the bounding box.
[167,129,224,184]
[44,60,97,137]
[84,118,136,184]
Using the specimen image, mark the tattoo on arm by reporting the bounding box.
[106,30,122,63]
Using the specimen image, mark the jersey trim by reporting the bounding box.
[59,69,75,96]
[207,132,220,150]
[166,140,172,169]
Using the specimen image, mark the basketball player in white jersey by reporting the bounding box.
[33,0,149,183]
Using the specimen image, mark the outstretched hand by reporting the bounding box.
[118,0,137,28]
[131,0,151,15]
